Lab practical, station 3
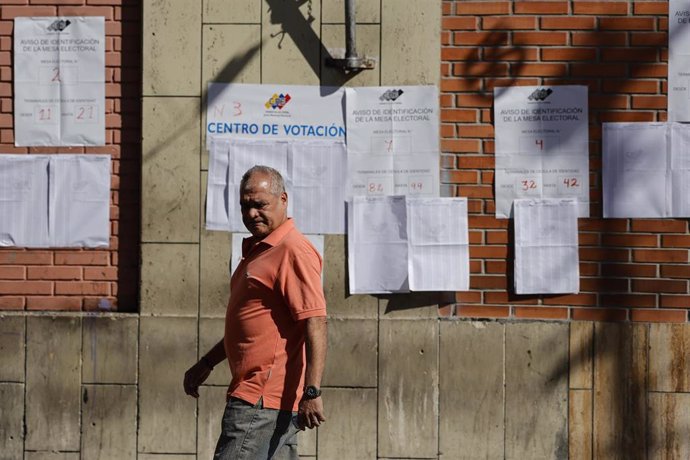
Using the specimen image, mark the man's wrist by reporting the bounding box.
[200,355,214,370]
[302,385,321,400]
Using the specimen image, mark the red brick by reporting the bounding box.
[442,17,476,29]
[630,64,667,78]
[454,32,509,46]
[456,1,510,15]
[571,63,627,78]
[0,251,52,265]
[27,266,81,280]
[632,220,687,233]
[572,308,628,322]
[484,292,538,304]
[633,279,687,294]
[470,275,508,289]
[441,48,480,61]
[660,296,690,308]
[469,216,508,229]
[515,2,568,15]
[600,294,657,308]
[1,6,57,19]
[541,17,595,29]
[574,2,629,14]
[602,79,658,94]
[468,231,483,245]
[55,281,110,295]
[483,47,539,61]
[662,235,690,247]
[453,62,508,77]
[440,170,478,184]
[457,125,494,138]
[661,265,690,279]
[58,6,114,19]
[441,79,481,92]
[513,32,567,45]
[485,78,540,90]
[440,124,455,138]
[0,266,24,279]
[601,264,657,278]
[515,307,569,320]
[483,16,536,30]
[579,248,629,262]
[634,2,667,15]
[602,48,659,62]
[599,112,656,123]
[512,63,567,77]
[633,249,688,263]
[485,261,506,274]
[631,309,687,323]
[438,304,454,317]
[541,48,596,61]
[0,296,24,310]
[572,32,627,46]
[441,109,477,122]
[631,32,667,47]
[581,278,629,292]
[55,252,109,265]
[26,296,81,311]
[458,185,493,198]
[442,139,480,153]
[457,305,510,318]
[631,96,666,109]
[455,291,482,304]
[601,234,658,247]
[543,294,598,306]
[0,281,52,295]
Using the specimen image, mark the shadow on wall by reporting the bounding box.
[457,15,676,457]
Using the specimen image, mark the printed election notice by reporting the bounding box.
[14,17,105,146]
[669,0,690,121]
[345,86,440,197]
[493,85,589,218]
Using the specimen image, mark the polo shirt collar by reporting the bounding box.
[242,218,295,256]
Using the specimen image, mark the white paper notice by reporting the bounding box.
[406,197,469,291]
[0,154,110,248]
[14,17,105,146]
[289,141,347,234]
[514,199,579,295]
[0,155,50,247]
[669,1,690,121]
[206,83,345,141]
[348,196,409,294]
[493,85,589,218]
[50,155,111,247]
[603,122,690,218]
[206,138,347,234]
[602,123,668,218]
[231,232,324,279]
[345,86,440,197]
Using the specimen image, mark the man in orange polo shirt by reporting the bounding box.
[183,165,328,459]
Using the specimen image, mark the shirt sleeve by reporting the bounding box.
[278,247,327,321]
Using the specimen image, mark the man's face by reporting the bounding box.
[239,172,288,239]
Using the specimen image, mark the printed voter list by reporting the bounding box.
[669,0,690,121]
[14,17,105,146]
[493,85,589,219]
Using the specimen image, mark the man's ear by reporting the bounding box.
[281,191,288,206]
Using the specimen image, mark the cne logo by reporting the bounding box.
[528,88,553,102]
[265,93,291,110]
[47,19,71,32]
[379,89,404,102]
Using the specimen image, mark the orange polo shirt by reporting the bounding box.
[225,218,326,411]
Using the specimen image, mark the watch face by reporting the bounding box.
[305,386,319,398]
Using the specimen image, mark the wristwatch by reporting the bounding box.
[303,385,322,399]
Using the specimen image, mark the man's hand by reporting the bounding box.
[183,359,212,398]
[298,396,326,429]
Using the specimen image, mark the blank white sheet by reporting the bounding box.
[348,196,409,294]
[406,197,469,291]
[206,138,231,231]
[0,154,110,248]
[289,141,346,234]
[514,199,579,295]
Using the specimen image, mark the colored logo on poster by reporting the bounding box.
[265,93,291,110]
[528,88,553,102]
[48,19,72,32]
[379,89,404,102]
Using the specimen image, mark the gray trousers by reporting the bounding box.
[213,397,300,460]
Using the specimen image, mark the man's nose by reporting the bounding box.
[245,207,260,219]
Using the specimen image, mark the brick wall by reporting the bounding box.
[0,0,140,312]
[439,0,688,322]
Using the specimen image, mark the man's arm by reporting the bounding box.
[298,316,328,429]
[183,339,226,398]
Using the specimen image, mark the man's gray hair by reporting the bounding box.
[240,165,286,196]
